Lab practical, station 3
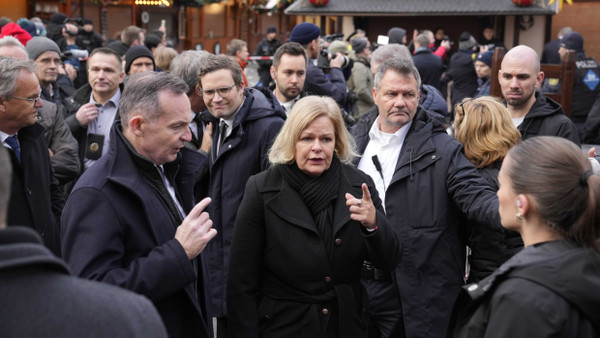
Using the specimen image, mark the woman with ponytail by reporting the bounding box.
[455,136,600,337]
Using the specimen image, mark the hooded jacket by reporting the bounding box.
[519,92,580,145]
[351,107,500,338]
[420,84,449,117]
[455,240,600,337]
[204,87,285,317]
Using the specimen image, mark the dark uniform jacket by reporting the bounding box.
[61,124,213,338]
[518,92,580,145]
[6,123,63,257]
[227,163,401,338]
[0,226,168,338]
[205,87,285,317]
[254,37,282,87]
[570,52,600,126]
[351,107,501,337]
[455,240,600,337]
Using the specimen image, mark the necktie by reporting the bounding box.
[5,135,21,163]
[191,114,204,148]
[218,121,228,153]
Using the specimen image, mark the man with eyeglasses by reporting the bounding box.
[0,36,80,189]
[25,36,75,109]
[196,54,285,337]
[0,56,64,257]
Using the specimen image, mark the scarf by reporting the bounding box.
[279,156,341,256]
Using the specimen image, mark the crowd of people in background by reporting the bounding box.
[1,12,600,338]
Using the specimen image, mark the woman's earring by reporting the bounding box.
[515,213,525,222]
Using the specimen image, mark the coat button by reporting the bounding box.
[322,308,329,316]
[431,155,436,160]
[324,276,332,283]
[335,238,342,246]
[264,314,271,320]
[27,188,32,195]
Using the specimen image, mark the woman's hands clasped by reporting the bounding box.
[345,183,377,230]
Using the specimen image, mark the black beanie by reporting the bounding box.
[124,45,155,75]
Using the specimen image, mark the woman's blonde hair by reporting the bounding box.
[269,96,357,164]
[454,96,521,168]
[153,46,178,73]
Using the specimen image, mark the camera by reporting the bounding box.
[62,49,89,60]
[317,48,352,70]
[442,35,454,47]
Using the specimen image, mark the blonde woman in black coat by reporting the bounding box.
[227,96,401,338]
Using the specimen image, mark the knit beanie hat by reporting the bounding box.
[1,23,32,46]
[17,18,37,37]
[476,50,494,67]
[351,37,368,54]
[289,22,321,45]
[124,45,155,74]
[266,26,277,34]
[25,36,60,60]
[459,32,477,50]
[387,27,406,44]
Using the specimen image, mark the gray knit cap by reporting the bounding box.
[25,36,61,61]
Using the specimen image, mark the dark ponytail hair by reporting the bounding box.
[504,136,600,251]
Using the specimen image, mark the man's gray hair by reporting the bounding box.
[119,72,189,126]
[0,56,36,98]
[0,147,12,228]
[371,44,413,68]
[374,58,421,90]
[170,50,210,96]
[0,36,27,52]
[197,54,243,89]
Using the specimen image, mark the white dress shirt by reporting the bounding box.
[357,117,412,210]
[84,90,121,169]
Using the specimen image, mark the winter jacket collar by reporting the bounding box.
[261,163,364,237]
[103,122,203,214]
[526,92,564,120]
[0,226,70,274]
[465,239,600,329]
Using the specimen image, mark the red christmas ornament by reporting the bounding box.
[309,0,329,7]
[512,0,534,6]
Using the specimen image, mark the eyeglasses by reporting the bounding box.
[457,97,476,116]
[7,94,42,107]
[200,84,237,99]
